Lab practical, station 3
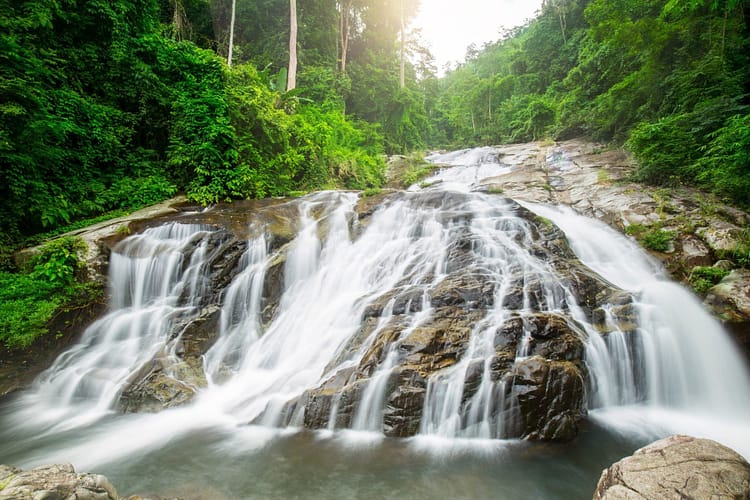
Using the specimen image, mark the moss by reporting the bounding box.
[0,472,16,491]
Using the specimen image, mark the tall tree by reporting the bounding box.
[288,0,298,90]
[227,0,236,65]
[400,0,405,88]
[338,0,355,74]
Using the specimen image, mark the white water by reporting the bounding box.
[2,147,750,494]
[5,224,218,434]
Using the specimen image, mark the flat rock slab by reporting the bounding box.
[593,434,750,499]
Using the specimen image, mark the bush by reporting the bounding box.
[0,237,95,348]
[689,266,730,294]
[641,228,675,252]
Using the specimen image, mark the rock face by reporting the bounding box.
[113,201,298,413]
[0,463,118,500]
[477,139,750,347]
[593,435,750,499]
[292,199,620,441]
[87,189,632,442]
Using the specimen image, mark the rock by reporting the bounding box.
[705,269,750,322]
[118,367,198,413]
[696,219,744,254]
[714,259,734,271]
[593,435,750,499]
[0,463,118,500]
[509,356,585,440]
[678,235,712,268]
[117,306,221,413]
[382,367,428,437]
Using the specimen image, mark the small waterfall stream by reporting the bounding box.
[2,147,749,498]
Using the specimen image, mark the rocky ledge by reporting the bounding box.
[0,463,179,500]
[593,435,750,499]
[470,139,750,351]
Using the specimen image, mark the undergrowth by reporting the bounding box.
[689,266,730,294]
[0,237,100,349]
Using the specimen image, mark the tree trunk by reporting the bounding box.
[400,0,405,88]
[338,0,353,75]
[287,0,298,91]
[172,0,190,41]
[227,0,236,66]
[557,0,567,43]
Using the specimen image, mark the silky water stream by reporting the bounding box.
[1,148,749,499]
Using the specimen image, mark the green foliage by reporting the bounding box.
[721,228,750,268]
[30,237,88,287]
[689,266,730,294]
[401,162,434,188]
[427,0,750,208]
[625,223,676,252]
[693,113,750,206]
[0,237,94,349]
[641,228,676,252]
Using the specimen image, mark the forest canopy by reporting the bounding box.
[1,0,749,249]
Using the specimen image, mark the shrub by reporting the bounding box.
[689,266,730,294]
[641,228,675,252]
[0,237,95,348]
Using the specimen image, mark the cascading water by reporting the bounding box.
[5,223,219,433]
[2,146,750,498]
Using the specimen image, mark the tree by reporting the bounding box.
[338,0,356,75]
[400,0,406,88]
[288,0,298,90]
[227,0,236,65]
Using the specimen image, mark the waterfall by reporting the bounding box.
[8,223,219,432]
[525,203,750,414]
[3,147,750,474]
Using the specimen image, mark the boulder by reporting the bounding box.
[0,463,118,500]
[678,235,713,268]
[509,356,585,440]
[117,306,221,413]
[593,435,750,499]
[705,269,750,322]
[696,219,745,254]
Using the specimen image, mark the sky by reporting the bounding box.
[413,0,544,72]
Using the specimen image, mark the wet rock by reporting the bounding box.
[593,435,750,499]
[303,378,364,430]
[261,252,286,326]
[383,368,428,437]
[398,308,484,373]
[363,287,427,319]
[509,356,585,441]
[705,269,750,322]
[118,363,198,413]
[0,463,118,500]
[357,325,404,377]
[117,306,220,413]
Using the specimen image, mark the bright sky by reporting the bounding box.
[414,0,543,72]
